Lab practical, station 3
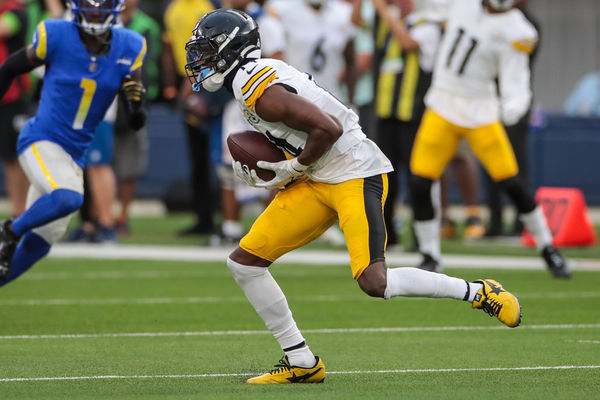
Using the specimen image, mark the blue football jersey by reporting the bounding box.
[17,19,146,166]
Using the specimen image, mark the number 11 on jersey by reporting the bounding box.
[73,78,97,130]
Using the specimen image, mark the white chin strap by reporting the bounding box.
[202,73,225,92]
[200,55,242,92]
[198,44,262,92]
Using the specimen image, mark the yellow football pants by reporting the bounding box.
[410,109,519,181]
[240,175,389,280]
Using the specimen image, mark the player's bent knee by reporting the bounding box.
[496,176,536,214]
[52,189,84,215]
[33,214,74,244]
[229,246,271,267]
[357,262,387,298]
[410,175,435,221]
[227,255,272,287]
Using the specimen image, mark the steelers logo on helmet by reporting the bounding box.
[68,0,124,36]
[185,9,261,92]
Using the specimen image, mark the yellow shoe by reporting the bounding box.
[247,356,326,384]
[464,216,485,239]
[441,217,457,239]
[472,279,521,328]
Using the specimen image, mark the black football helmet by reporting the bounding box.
[185,9,260,92]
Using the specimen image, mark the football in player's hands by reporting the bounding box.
[227,131,286,181]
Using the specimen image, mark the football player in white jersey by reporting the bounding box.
[409,0,571,278]
[185,8,523,384]
[269,0,357,102]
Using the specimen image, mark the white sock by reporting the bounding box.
[466,281,484,302]
[414,219,441,260]
[384,267,479,301]
[286,345,317,368]
[521,206,552,251]
[227,258,308,351]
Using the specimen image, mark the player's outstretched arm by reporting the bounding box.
[255,84,343,167]
[120,69,147,130]
[0,45,43,99]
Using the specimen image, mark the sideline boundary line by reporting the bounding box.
[48,244,600,270]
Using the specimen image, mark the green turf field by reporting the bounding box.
[1,254,598,399]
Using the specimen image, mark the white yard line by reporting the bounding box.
[0,365,598,382]
[1,323,598,340]
[569,340,600,344]
[48,244,600,270]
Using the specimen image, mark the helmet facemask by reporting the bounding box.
[185,9,261,92]
[69,0,124,36]
[185,30,238,92]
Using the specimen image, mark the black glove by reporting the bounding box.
[128,108,147,131]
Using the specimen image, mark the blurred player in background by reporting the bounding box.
[366,0,444,252]
[409,0,570,277]
[349,0,376,139]
[162,0,218,237]
[186,8,523,384]
[269,0,357,105]
[484,0,539,238]
[0,0,146,284]
[113,0,161,235]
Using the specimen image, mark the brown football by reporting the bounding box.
[227,130,286,181]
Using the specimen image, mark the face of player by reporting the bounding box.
[75,0,121,37]
[185,36,222,85]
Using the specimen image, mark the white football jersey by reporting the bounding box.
[425,0,537,127]
[269,0,355,100]
[231,58,392,183]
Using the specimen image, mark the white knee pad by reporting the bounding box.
[227,256,269,285]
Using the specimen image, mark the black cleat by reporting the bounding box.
[542,245,571,278]
[0,220,19,280]
[417,253,442,273]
